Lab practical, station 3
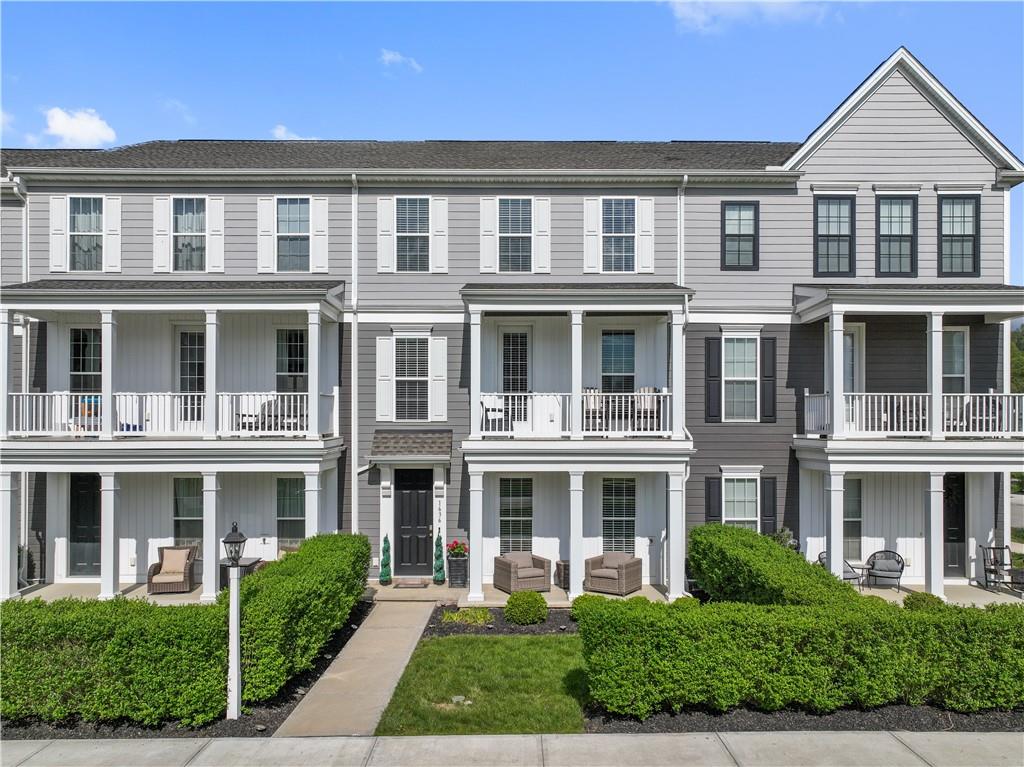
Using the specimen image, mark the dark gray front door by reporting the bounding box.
[69,474,101,576]
[943,473,966,577]
[395,469,433,576]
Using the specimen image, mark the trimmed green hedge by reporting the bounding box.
[574,596,1024,718]
[504,591,548,625]
[0,533,369,726]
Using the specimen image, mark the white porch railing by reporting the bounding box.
[943,393,1024,436]
[114,393,206,436]
[804,392,831,434]
[480,393,570,437]
[844,393,930,436]
[9,392,103,435]
[582,391,672,436]
[216,392,309,436]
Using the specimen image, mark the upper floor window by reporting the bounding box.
[396,197,430,273]
[814,197,855,277]
[938,196,980,277]
[876,197,916,276]
[602,198,635,272]
[276,329,308,393]
[602,477,636,554]
[69,197,103,271]
[499,198,532,273]
[173,198,206,272]
[395,337,429,421]
[721,202,758,270]
[942,328,969,393]
[276,198,310,272]
[601,330,635,393]
[723,337,758,422]
[70,328,101,393]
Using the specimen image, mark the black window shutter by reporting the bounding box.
[760,476,777,534]
[705,337,721,423]
[705,476,722,523]
[760,337,777,423]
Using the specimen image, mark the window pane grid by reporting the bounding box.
[70,197,104,271]
[173,198,206,271]
[396,197,431,272]
[723,203,756,268]
[499,477,533,554]
[602,199,635,272]
[499,236,532,272]
[276,198,310,271]
[878,198,914,274]
[940,198,978,275]
[396,198,429,233]
[397,235,430,272]
[395,337,429,421]
[843,478,862,561]
[70,328,101,393]
[724,477,758,530]
[499,199,532,234]
[602,478,636,554]
[815,198,853,274]
[601,330,635,393]
[173,477,203,549]
[723,338,757,421]
[277,477,305,548]
[942,330,967,393]
[276,329,308,393]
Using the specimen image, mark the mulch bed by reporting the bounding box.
[422,604,577,637]
[1,599,374,740]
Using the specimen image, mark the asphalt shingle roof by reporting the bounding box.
[369,430,453,460]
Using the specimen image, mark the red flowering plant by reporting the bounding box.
[446,539,469,558]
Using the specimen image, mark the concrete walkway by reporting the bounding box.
[273,601,434,737]
[3,732,1022,767]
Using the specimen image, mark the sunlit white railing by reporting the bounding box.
[803,392,831,434]
[943,393,1024,436]
[217,392,309,436]
[844,393,930,436]
[9,392,102,435]
[114,393,205,436]
[480,393,570,437]
[582,390,672,436]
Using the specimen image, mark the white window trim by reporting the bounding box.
[68,324,102,393]
[275,327,309,393]
[842,475,864,563]
[721,327,761,423]
[274,195,313,273]
[601,475,638,554]
[600,327,637,393]
[170,195,208,273]
[393,333,431,423]
[276,475,306,548]
[497,474,534,554]
[497,196,534,274]
[395,195,432,273]
[67,195,104,274]
[497,324,533,394]
[721,466,762,532]
[173,325,205,394]
[599,195,639,275]
[822,321,866,393]
[171,475,204,551]
[943,326,971,393]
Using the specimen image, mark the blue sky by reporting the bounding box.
[2,1,1022,281]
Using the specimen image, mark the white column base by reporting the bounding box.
[98,472,120,600]
[468,471,484,602]
[201,472,220,602]
[568,471,584,601]
[925,472,945,600]
[1,472,19,601]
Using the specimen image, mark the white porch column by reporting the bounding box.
[829,310,845,438]
[467,470,484,602]
[98,472,120,600]
[667,470,688,600]
[204,310,218,438]
[100,310,116,439]
[825,470,845,579]
[201,472,220,602]
[0,472,17,600]
[927,312,945,440]
[469,311,481,438]
[0,310,9,439]
[307,311,322,438]
[670,310,685,439]
[569,471,584,599]
[925,471,946,600]
[570,311,583,439]
[304,470,321,538]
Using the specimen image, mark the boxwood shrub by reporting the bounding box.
[504,590,548,625]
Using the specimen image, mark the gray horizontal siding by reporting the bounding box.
[1,199,24,285]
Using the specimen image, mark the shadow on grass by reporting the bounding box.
[562,666,591,709]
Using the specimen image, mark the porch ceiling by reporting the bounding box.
[792,283,1024,323]
[461,282,692,314]
[461,437,695,473]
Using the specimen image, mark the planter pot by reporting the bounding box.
[447,556,468,588]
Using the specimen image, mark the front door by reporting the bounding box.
[176,329,205,431]
[69,473,101,576]
[943,472,967,577]
[394,469,433,576]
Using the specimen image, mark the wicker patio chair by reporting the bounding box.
[584,552,642,596]
[493,552,551,594]
[147,545,198,595]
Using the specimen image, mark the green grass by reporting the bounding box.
[375,635,587,735]
[1011,527,1024,545]
[440,607,491,626]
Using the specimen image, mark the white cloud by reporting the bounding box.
[43,107,116,147]
[23,133,40,147]
[271,124,318,140]
[1,110,12,130]
[379,48,423,74]
[668,1,828,34]
[161,98,196,126]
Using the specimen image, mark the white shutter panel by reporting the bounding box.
[428,335,448,422]
[430,196,448,273]
[377,197,395,273]
[103,196,122,273]
[637,197,655,274]
[206,196,225,272]
[257,197,275,273]
[311,196,329,273]
[152,196,171,273]
[479,196,498,273]
[583,197,600,273]
[49,196,68,272]
[375,336,395,421]
[533,197,551,274]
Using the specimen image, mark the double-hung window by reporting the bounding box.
[173,198,207,271]
[172,477,203,549]
[69,328,102,393]
[843,477,863,561]
[721,202,758,270]
[601,198,636,272]
[276,198,310,272]
[876,197,916,276]
[942,328,969,393]
[938,196,980,277]
[602,477,636,554]
[276,329,308,393]
[276,477,305,549]
[396,197,430,272]
[395,337,429,421]
[723,337,758,421]
[814,197,855,276]
[498,198,532,272]
[601,330,635,393]
[723,475,758,531]
[69,197,103,271]
[499,477,533,554]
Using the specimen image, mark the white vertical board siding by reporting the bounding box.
[480,315,570,394]
[219,312,304,392]
[220,473,281,561]
[582,315,666,390]
[583,473,664,585]
[48,195,68,272]
[116,473,174,582]
[206,196,225,272]
[481,473,569,581]
[103,196,122,272]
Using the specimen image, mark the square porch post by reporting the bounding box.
[569,470,584,599]
[570,311,583,439]
[469,312,481,438]
[467,470,484,602]
[829,310,845,438]
[98,472,120,600]
[927,312,945,440]
[925,471,946,600]
[100,310,116,439]
[670,310,685,439]
[0,471,18,600]
[304,470,321,538]
[667,470,688,600]
[825,470,845,579]
[0,310,9,439]
[307,311,322,439]
[201,472,219,602]
[204,311,218,438]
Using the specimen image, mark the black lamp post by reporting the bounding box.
[223,521,247,566]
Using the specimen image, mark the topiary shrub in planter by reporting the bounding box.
[504,590,548,625]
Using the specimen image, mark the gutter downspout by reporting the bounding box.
[350,174,360,535]
[677,175,688,288]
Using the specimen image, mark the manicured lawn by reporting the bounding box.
[1011,527,1024,545]
[375,635,587,735]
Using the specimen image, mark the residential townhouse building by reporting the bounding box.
[1,47,1022,604]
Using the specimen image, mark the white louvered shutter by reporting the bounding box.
[49,195,68,272]
[310,196,329,273]
[103,196,122,273]
[376,336,395,421]
[533,197,551,274]
[429,335,448,422]
[207,196,225,272]
[583,197,600,273]
[637,197,655,273]
[152,196,171,273]
[430,197,448,273]
[479,196,498,273]
[256,197,275,273]
[377,197,395,273]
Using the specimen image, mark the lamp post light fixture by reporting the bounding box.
[223,522,247,720]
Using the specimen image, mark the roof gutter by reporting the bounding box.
[4,172,28,282]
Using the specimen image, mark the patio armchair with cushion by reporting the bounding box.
[816,550,863,589]
[864,549,905,591]
[493,552,551,593]
[147,545,198,595]
[584,551,642,596]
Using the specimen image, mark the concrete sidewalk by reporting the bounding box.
[3,732,1022,767]
[273,601,434,737]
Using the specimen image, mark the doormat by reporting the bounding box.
[394,579,429,589]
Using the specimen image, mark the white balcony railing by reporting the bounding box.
[216,392,309,436]
[114,393,206,436]
[9,392,102,436]
[943,393,1024,436]
[480,393,570,437]
[844,393,930,436]
[478,390,673,438]
[582,390,672,436]
[804,392,831,434]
